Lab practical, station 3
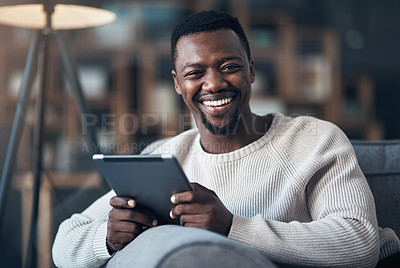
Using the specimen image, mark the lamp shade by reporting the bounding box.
[0,0,116,29]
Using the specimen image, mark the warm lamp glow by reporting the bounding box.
[0,4,116,29]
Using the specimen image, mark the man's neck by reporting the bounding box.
[199,113,273,154]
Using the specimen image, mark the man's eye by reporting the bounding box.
[222,65,241,72]
[185,71,202,78]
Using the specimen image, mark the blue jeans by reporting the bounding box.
[105,225,276,268]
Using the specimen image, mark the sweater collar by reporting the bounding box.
[193,113,281,163]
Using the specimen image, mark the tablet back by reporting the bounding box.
[93,154,193,224]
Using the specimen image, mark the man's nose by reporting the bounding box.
[202,71,228,92]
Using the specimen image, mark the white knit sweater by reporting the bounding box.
[52,113,399,267]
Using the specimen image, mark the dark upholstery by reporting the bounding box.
[352,140,400,236]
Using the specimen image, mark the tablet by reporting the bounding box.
[92,154,193,225]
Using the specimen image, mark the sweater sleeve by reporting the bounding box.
[228,121,380,267]
[52,190,115,268]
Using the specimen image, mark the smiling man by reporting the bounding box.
[172,28,256,138]
[52,11,400,267]
[171,26,272,153]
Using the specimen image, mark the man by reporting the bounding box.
[52,10,399,267]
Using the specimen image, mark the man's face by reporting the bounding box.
[172,29,255,135]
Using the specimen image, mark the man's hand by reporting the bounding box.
[170,183,233,236]
[107,196,158,254]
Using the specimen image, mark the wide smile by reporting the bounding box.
[202,97,233,108]
[196,94,237,116]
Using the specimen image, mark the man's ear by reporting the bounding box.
[249,58,255,83]
[171,70,182,95]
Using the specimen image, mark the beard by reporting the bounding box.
[199,107,240,135]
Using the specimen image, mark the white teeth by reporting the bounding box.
[203,97,232,107]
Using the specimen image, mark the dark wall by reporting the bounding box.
[315,0,400,138]
[326,0,400,139]
[251,0,400,138]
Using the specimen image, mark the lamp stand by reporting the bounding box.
[0,3,103,267]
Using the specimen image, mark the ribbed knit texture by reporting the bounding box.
[52,113,400,267]
[53,190,115,268]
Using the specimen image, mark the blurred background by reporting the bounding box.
[0,0,399,267]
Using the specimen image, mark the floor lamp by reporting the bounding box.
[0,1,116,267]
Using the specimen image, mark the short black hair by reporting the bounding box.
[170,10,251,68]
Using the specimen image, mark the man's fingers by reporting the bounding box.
[170,203,206,218]
[108,220,143,234]
[171,190,211,204]
[124,209,158,227]
[110,196,136,208]
[180,214,210,226]
[170,203,217,220]
[109,208,158,227]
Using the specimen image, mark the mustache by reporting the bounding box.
[195,89,239,102]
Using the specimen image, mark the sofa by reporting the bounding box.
[352,140,400,268]
[104,139,400,268]
[351,140,400,237]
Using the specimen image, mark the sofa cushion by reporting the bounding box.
[351,140,400,236]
